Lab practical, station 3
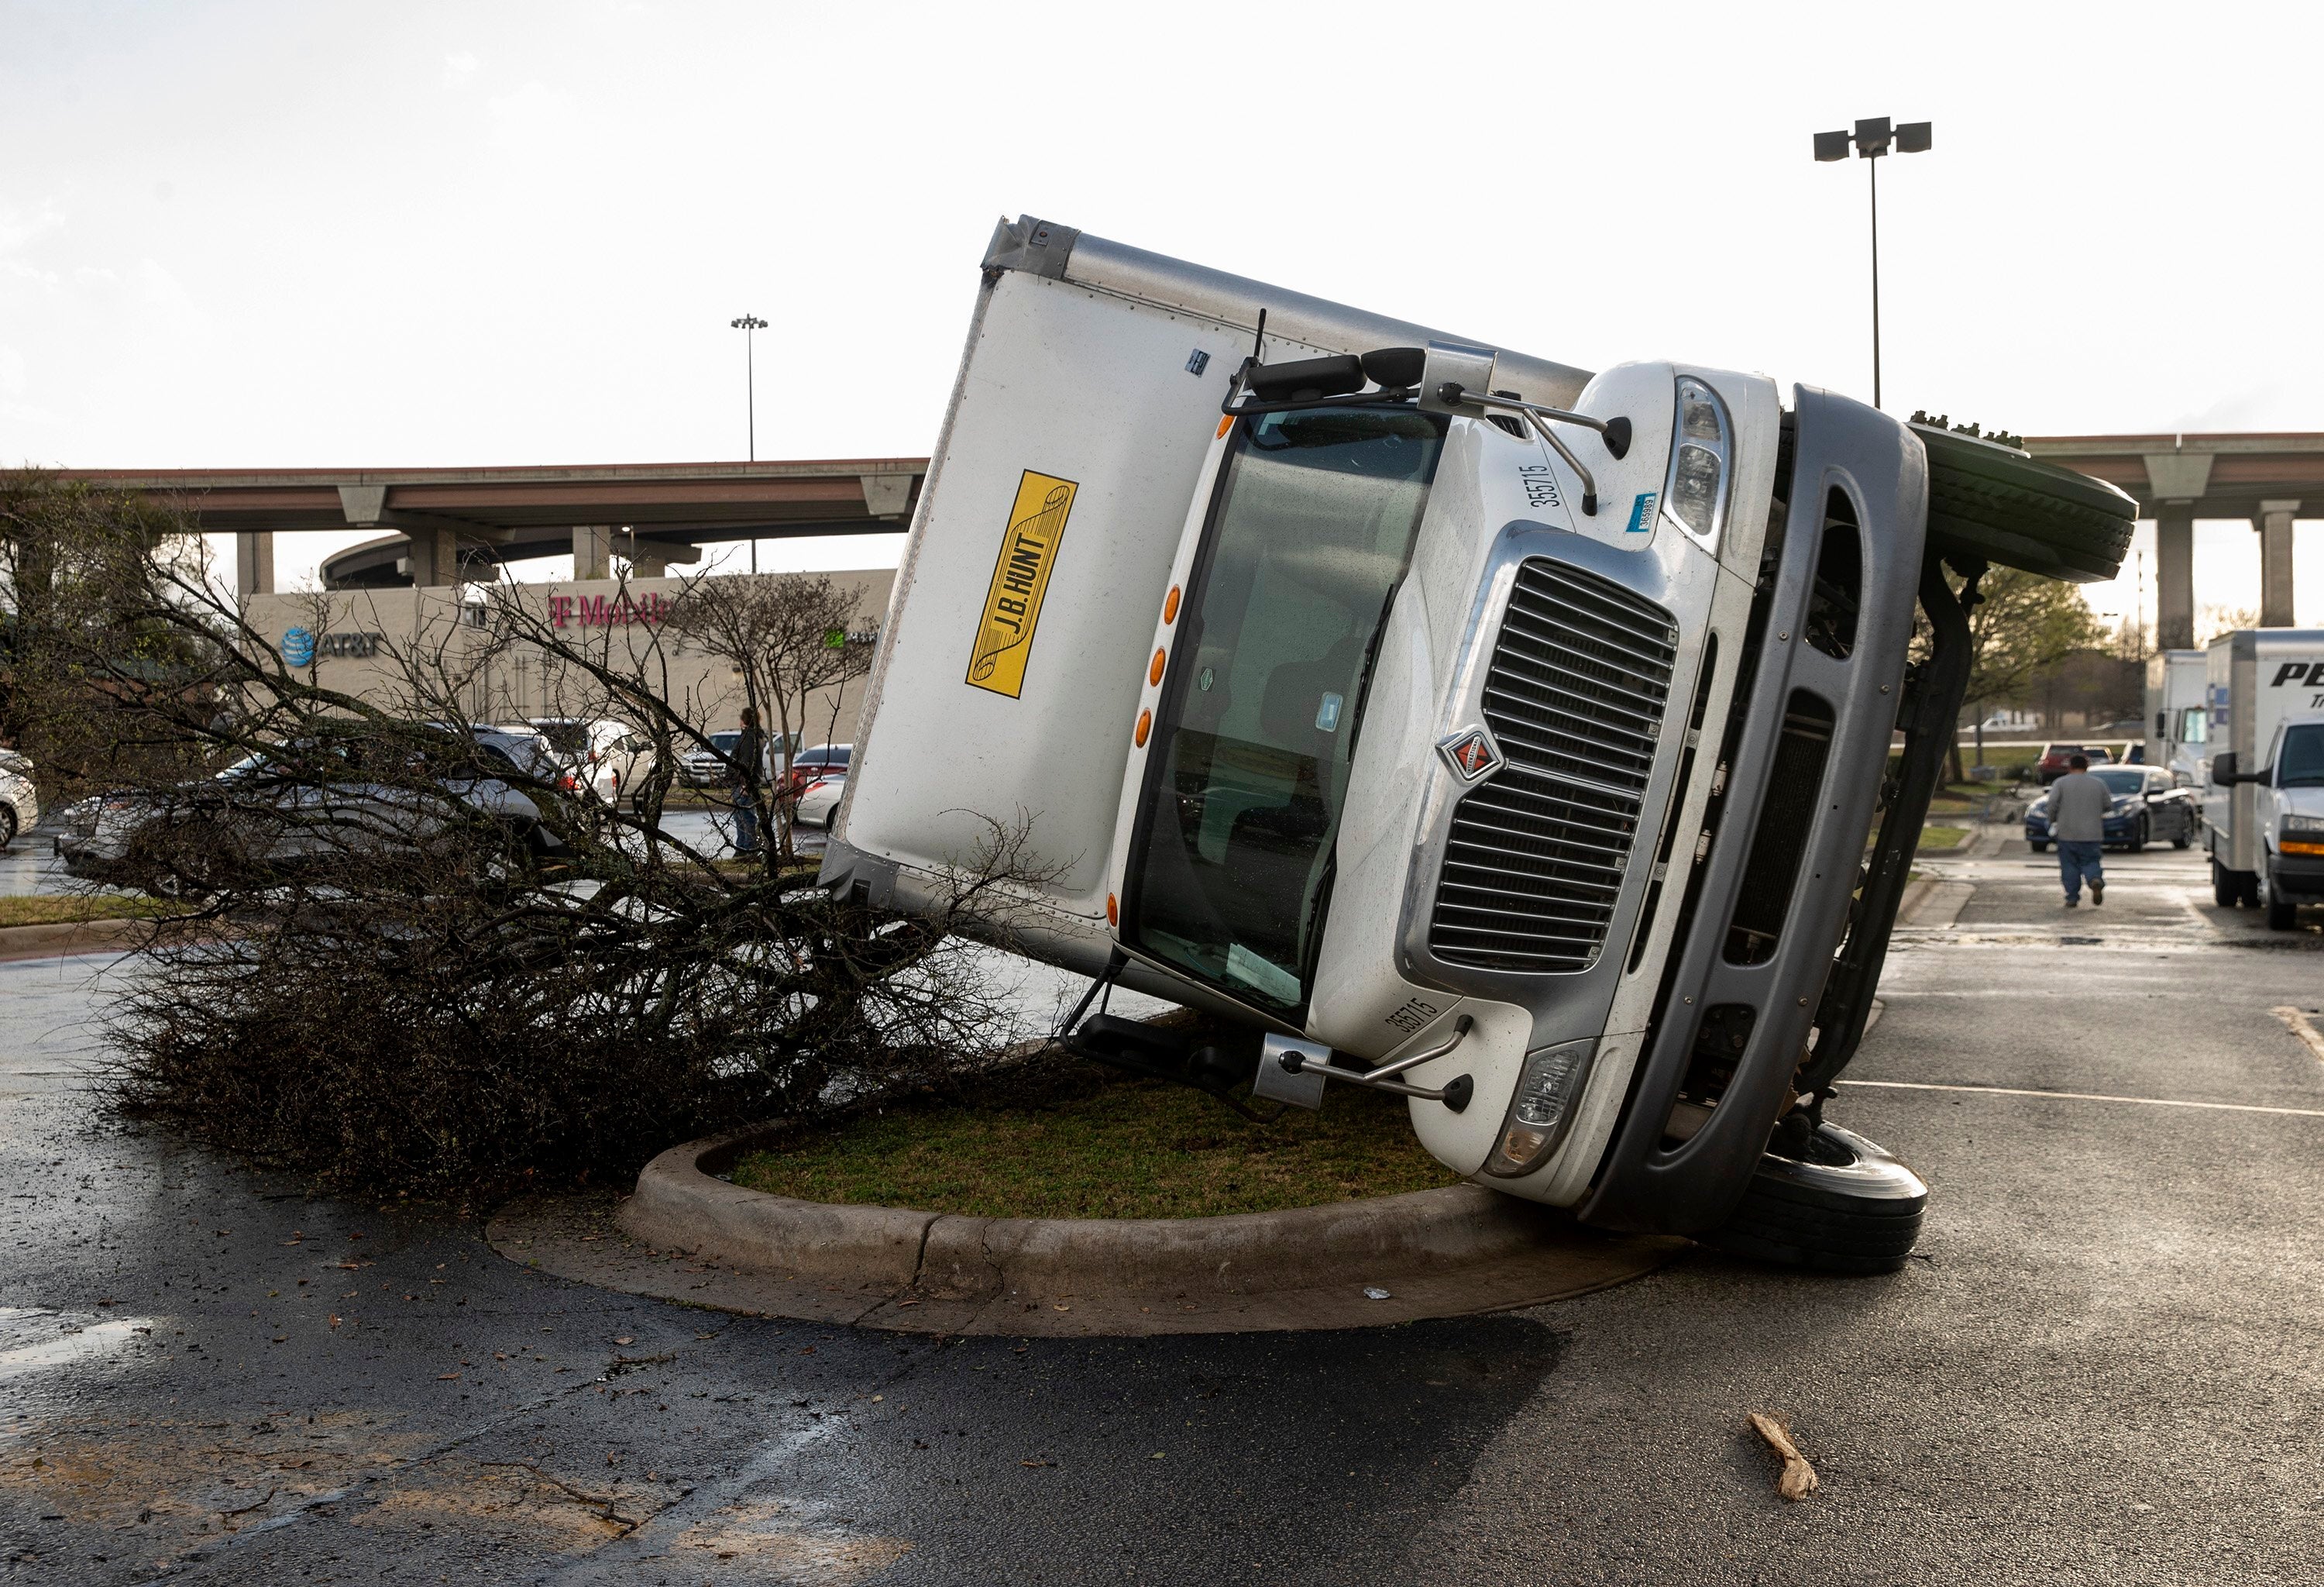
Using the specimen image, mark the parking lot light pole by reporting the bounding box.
[1814,118,1931,410]
[731,313,768,571]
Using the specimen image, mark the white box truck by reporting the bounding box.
[2144,648,2209,785]
[2203,628,2324,928]
[823,216,2133,1271]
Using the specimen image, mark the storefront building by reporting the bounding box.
[243,569,895,749]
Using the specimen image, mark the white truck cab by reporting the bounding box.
[2145,648,2209,785]
[2205,628,2324,928]
[823,217,2132,1267]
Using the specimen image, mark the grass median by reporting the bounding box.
[731,1068,1461,1220]
[0,893,184,928]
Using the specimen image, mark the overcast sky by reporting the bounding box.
[5,0,2319,625]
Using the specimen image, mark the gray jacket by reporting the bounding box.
[2049,771,2109,844]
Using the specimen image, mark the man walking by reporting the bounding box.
[2049,752,2109,907]
[730,705,766,857]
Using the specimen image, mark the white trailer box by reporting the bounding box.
[825,216,2133,1265]
[2144,648,2208,783]
[2203,628,2324,924]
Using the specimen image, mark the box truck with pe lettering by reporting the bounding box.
[2204,628,2324,928]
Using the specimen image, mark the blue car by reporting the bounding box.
[2024,766,2197,852]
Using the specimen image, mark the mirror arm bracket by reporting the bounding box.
[1436,384,1633,518]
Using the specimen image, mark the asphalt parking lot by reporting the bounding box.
[5,831,2322,1585]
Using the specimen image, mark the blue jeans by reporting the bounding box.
[733,794,759,854]
[2057,839,2103,900]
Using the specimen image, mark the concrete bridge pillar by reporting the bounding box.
[234,532,274,600]
[574,525,614,580]
[2256,501,2299,628]
[2155,504,2195,651]
[403,526,464,588]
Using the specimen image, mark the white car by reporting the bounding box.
[0,750,36,849]
[794,773,846,832]
[521,717,656,806]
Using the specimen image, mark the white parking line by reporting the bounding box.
[1838,1079,2324,1120]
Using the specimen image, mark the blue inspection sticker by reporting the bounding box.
[1624,491,1659,534]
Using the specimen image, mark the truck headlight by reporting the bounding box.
[2284,814,2324,836]
[1662,377,1732,545]
[1483,1039,1597,1178]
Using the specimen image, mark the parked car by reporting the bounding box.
[782,743,851,798]
[676,730,775,790]
[2024,765,2195,852]
[60,725,562,895]
[0,750,37,849]
[793,773,846,832]
[2036,743,2114,783]
[424,721,562,785]
[520,717,655,806]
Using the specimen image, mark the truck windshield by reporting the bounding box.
[2280,725,2324,787]
[1123,405,1449,1013]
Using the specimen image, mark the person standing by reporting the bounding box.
[730,705,766,856]
[2049,752,2109,907]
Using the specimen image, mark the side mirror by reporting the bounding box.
[2212,753,2237,785]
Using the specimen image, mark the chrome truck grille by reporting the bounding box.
[1428,559,1680,973]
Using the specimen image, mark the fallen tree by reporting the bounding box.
[0,471,1041,1206]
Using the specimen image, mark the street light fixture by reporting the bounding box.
[1814,117,1932,409]
[731,313,768,573]
[729,314,768,461]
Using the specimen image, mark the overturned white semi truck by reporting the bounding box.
[820,216,2134,1272]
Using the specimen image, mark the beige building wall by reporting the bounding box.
[244,569,895,750]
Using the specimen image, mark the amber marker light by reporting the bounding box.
[1215,415,1233,439]
[1106,893,1119,926]
[1163,585,1180,623]
[1149,649,1167,685]
[1135,709,1151,747]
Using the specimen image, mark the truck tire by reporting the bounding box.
[1700,1121,1927,1275]
[1914,425,2138,584]
[2264,870,2298,931]
[2213,859,2240,908]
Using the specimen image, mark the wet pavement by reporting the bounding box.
[5,832,2324,1583]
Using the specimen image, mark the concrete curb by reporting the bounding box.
[487,1120,1687,1337]
[0,917,151,963]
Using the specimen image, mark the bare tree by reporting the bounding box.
[663,570,873,862]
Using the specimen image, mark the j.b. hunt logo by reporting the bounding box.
[965,470,1078,699]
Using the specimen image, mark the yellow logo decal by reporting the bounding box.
[965,470,1077,697]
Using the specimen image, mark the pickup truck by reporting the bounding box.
[820,216,2134,1272]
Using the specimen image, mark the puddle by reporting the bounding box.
[0,1306,155,1380]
